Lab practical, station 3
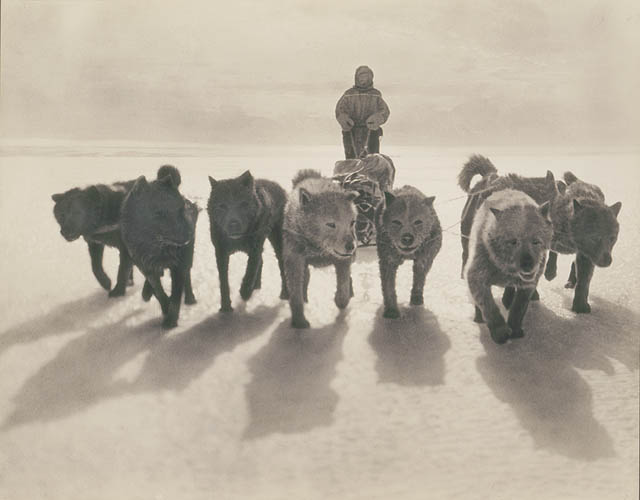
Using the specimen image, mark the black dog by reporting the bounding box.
[207,171,287,312]
[121,167,198,328]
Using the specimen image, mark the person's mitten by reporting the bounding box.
[366,112,384,130]
[337,113,355,131]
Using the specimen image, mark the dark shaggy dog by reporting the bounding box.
[283,169,358,328]
[543,171,621,313]
[52,180,135,297]
[375,186,442,319]
[120,168,198,328]
[207,171,287,312]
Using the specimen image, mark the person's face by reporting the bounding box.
[356,72,371,87]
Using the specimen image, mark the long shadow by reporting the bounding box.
[113,305,281,395]
[0,291,121,356]
[475,296,639,461]
[368,306,450,386]
[243,313,349,439]
[2,313,162,430]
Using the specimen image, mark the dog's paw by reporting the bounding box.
[108,286,126,298]
[383,307,401,319]
[291,317,310,329]
[219,303,234,313]
[162,317,178,329]
[489,324,511,344]
[410,293,424,306]
[572,300,591,314]
[473,308,485,323]
[564,281,576,289]
[184,294,197,305]
[530,289,540,301]
[240,284,255,301]
[98,276,112,291]
[510,327,525,339]
[279,289,289,300]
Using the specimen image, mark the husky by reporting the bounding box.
[282,169,358,328]
[465,189,553,344]
[207,171,287,312]
[375,186,442,318]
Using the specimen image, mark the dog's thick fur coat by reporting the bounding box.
[283,169,358,328]
[120,168,198,328]
[52,180,135,297]
[207,170,287,312]
[465,189,553,344]
[375,186,442,318]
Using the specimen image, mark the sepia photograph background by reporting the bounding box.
[1,1,638,499]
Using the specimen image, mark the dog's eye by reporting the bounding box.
[392,220,402,227]
[350,220,356,228]
[413,219,423,226]
[609,236,617,243]
[326,222,336,229]
[507,238,518,246]
[532,239,541,246]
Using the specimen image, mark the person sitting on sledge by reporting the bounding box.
[335,65,390,159]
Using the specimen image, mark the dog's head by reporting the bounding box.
[380,188,437,255]
[208,171,260,239]
[487,202,553,283]
[570,199,621,267]
[52,187,101,241]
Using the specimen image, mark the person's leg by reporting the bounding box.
[342,131,355,159]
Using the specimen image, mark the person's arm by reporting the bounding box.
[366,95,390,130]
[335,94,355,131]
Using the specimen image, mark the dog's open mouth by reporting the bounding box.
[396,244,418,253]
[518,270,538,282]
[333,250,354,258]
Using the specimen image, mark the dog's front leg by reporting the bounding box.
[163,266,185,329]
[334,260,352,309]
[507,287,534,338]
[109,248,133,297]
[379,258,400,318]
[284,251,309,328]
[215,245,233,312]
[88,242,111,291]
[146,273,170,316]
[240,241,264,300]
[544,250,558,281]
[572,253,594,313]
[411,255,434,306]
[468,272,510,344]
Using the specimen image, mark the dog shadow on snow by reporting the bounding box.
[2,303,280,430]
[368,306,450,386]
[0,290,120,357]
[476,293,639,462]
[243,312,349,439]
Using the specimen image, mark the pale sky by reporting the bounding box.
[1,0,638,146]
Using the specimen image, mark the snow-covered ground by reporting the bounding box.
[0,145,638,500]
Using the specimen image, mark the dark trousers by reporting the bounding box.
[342,128,382,159]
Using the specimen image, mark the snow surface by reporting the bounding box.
[0,145,638,500]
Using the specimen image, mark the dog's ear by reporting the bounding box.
[572,199,583,214]
[208,176,217,189]
[52,193,64,203]
[131,175,148,194]
[384,191,396,207]
[424,196,435,206]
[238,170,254,190]
[610,201,622,217]
[545,171,558,197]
[345,190,359,202]
[564,171,578,185]
[539,201,551,221]
[299,187,312,207]
[556,180,567,195]
[489,207,502,219]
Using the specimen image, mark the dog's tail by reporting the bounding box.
[157,165,181,187]
[458,155,498,193]
[292,169,322,188]
[563,171,579,185]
